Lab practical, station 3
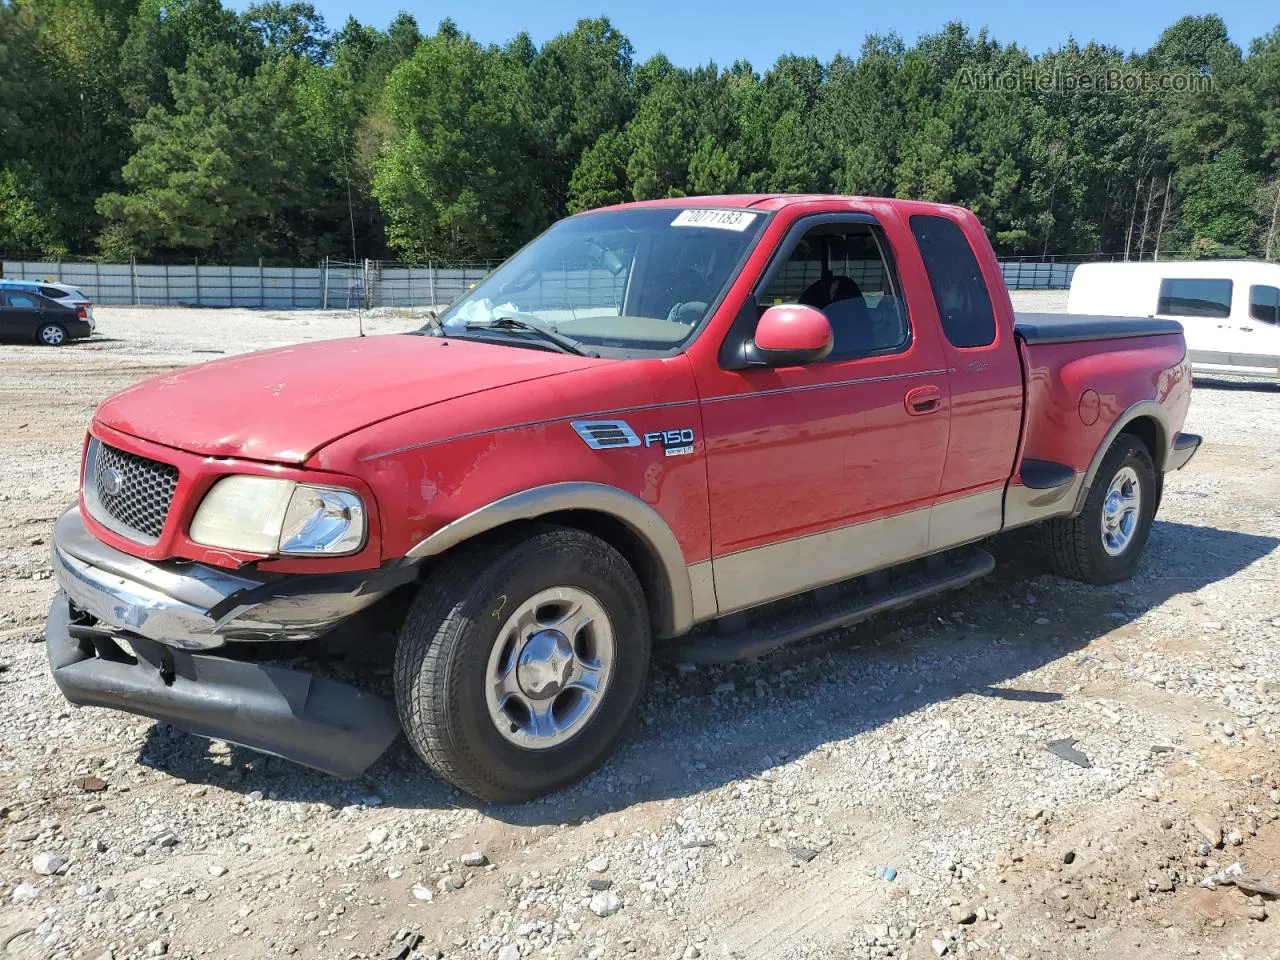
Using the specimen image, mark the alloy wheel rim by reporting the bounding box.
[41,326,64,345]
[484,586,615,750]
[1100,465,1141,557]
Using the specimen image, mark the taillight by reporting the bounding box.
[76,306,88,319]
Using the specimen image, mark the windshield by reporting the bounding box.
[437,207,766,353]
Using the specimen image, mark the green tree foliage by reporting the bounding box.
[96,46,321,259]
[1178,148,1261,249]
[0,0,135,253]
[243,1,329,63]
[567,130,629,213]
[118,0,252,118]
[529,18,634,211]
[3,3,1280,263]
[688,137,740,195]
[372,23,546,259]
[1242,29,1280,172]
[0,165,66,257]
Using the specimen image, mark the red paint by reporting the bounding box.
[81,196,1193,580]
[81,420,385,573]
[1078,389,1101,426]
[1018,337,1190,473]
[95,335,598,464]
[753,304,833,352]
[904,385,943,415]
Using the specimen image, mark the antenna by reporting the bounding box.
[359,258,369,337]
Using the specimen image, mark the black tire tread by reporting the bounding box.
[394,526,648,802]
[1044,434,1156,584]
[393,536,513,797]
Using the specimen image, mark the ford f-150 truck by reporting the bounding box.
[46,195,1200,802]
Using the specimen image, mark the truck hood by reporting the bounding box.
[94,335,596,464]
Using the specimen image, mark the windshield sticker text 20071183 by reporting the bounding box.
[671,210,757,231]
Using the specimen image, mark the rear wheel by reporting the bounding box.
[37,323,67,346]
[394,526,650,802]
[1044,435,1157,584]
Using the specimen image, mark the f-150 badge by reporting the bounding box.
[644,429,694,457]
[571,420,694,456]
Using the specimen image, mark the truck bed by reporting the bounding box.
[1014,313,1183,344]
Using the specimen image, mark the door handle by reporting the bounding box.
[905,385,943,416]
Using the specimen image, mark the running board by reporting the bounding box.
[678,548,995,664]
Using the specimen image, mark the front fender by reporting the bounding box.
[405,481,704,638]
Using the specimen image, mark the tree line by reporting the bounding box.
[1,1,1278,265]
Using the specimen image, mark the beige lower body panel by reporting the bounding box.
[712,506,932,615]
[1003,473,1084,529]
[688,560,718,624]
[929,488,1004,550]
[706,482,1088,620]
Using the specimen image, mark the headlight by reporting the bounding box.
[279,485,366,555]
[190,477,366,556]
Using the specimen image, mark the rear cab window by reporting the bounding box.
[1158,278,1233,319]
[1249,285,1279,325]
[908,214,996,348]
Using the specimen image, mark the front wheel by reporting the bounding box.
[394,526,651,802]
[37,323,67,346]
[1044,435,1157,584]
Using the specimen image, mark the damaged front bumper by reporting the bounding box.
[51,507,414,650]
[45,506,409,777]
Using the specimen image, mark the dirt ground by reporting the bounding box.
[1,297,1278,960]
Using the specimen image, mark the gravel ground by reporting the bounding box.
[2,297,1279,960]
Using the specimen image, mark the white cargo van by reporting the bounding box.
[1067,260,1280,381]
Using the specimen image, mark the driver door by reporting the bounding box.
[695,213,951,613]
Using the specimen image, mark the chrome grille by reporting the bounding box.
[86,439,178,541]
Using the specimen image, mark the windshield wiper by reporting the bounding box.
[464,316,597,357]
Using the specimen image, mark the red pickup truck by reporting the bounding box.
[46,195,1199,801]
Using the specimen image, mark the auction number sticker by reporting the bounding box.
[671,209,758,231]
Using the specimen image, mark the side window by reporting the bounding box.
[4,292,39,309]
[39,286,67,299]
[1249,285,1279,325]
[1157,278,1232,319]
[759,222,910,360]
[908,214,996,348]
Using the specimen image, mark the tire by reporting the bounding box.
[394,526,651,802]
[37,323,67,346]
[1044,434,1157,584]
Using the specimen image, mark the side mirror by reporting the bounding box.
[741,304,833,367]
